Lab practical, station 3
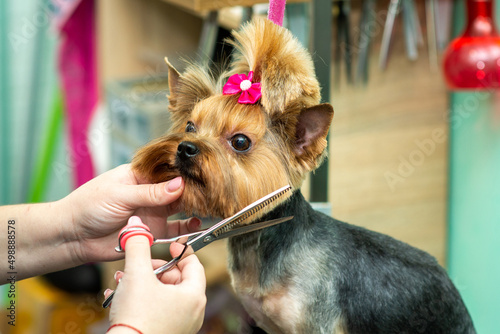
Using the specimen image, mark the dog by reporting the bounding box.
[131,18,475,334]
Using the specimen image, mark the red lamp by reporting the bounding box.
[443,0,500,89]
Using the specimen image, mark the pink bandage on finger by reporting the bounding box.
[119,216,154,251]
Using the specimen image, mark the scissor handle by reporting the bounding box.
[117,216,154,252]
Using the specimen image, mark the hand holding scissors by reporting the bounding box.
[103,185,293,308]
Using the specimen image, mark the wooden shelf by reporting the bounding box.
[160,0,309,13]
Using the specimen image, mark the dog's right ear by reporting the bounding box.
[292,103,334,171]
[165,58,215,119]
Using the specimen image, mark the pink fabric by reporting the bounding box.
[268,0,287,26]
[223,72,262,104]
[58,0,97,187]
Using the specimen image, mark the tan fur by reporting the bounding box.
[131,18,334,333]
[133,93,293,217]
[228,19,321,115]
[230,246,303,334]
[237,285,304,334]
[333,317,349,334]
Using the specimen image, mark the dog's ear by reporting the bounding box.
[164,58,214,120]
[293,103,334,170]
[165,58,181,98]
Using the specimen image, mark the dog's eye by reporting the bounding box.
[230,134,251,152]
[185,122,196,133]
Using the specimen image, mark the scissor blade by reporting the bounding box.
[188,216,294,254]
[187,185,292,252]
[217,216,294,240]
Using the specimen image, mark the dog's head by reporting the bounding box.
[132,19,333,218]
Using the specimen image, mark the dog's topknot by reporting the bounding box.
[228,18,321,115]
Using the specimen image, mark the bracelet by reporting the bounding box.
[106,323,143,334]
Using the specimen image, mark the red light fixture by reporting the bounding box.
[443,0,500,89]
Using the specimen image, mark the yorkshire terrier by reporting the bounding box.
[132,19,475,334]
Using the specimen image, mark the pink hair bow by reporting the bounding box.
[223,71,262,104]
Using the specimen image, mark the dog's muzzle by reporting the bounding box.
[175,141,206,187]
[177,141,199,162]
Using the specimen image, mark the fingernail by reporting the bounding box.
[190,217,202,229]
[113,271,123,281]
[167,177,183,192]
[104,289,111,296]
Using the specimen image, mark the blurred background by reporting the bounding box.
[0,0,499,333]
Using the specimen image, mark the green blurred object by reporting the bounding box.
[447,1,500,333]
[22,0,49,202]
[28,90,64,203]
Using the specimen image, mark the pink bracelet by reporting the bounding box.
[106,323,143,334]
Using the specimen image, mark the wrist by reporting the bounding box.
[51,196,89,266]
[51,197,85,265]
[0,201,82,280]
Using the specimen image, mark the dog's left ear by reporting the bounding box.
[293,103,334,169]
[164,57,214,119]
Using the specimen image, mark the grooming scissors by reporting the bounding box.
[102,185,293,308]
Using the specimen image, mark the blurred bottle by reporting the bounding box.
[443,0,500,89]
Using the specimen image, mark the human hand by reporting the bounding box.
[105,216,206,334]
[59,164,201,264]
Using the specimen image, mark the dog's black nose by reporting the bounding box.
[177,141,200,160]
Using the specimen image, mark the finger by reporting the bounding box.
[114,271,124,284]
[151,259,167,268]
[123,217,154,274]
[166,217,202,238]
[104,288,114,299]
[124,236,154,275]
[177,255,206,293]
[169,242,192,258]
[121,177,184,208]
[165,196,183,217]
[156,266,183,284]
[187,217,202,232]
[150,259,183,284]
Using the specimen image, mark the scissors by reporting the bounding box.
[102,185,293,308]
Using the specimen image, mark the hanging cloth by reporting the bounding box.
[56,0,97,187]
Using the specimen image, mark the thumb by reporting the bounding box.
[122,177,184,208]
[123,217,155,275]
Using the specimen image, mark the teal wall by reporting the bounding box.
[0,1,71,205]
[447,2,500,333]
[449,92,500,333]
